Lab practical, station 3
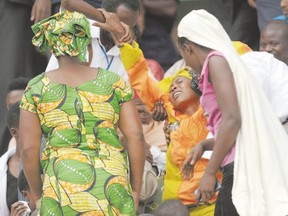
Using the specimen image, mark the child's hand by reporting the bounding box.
[181,142,204,180]
[11,201,31,216]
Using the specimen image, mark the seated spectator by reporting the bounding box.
[0,77,29,157]
[134,96,166,173]
[0,102,21,216]
[259,20,288,65]
[11,170,37,216]
[118,95,166,214]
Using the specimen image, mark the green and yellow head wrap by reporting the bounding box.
[31,10,91,62]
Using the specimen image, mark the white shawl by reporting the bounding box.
[0,147,16,216]
[178,10,288,216]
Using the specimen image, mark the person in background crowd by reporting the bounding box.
[10,170,38,216]
[259,20,288,65]
[194,0,260,50]
[0,77,29,157]
[0,102,21,216]
[0,0,50,153]
[248,0,282,29]
[133,96,166,174]
[274,0,288,21]
[139,0,181,71]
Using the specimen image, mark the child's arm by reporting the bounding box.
[120,42,167,111]
[198,55,241,202]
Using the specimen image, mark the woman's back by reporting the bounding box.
[21,67,137,215]
[23,67,131,155]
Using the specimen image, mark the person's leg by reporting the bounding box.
[214,163,239,216]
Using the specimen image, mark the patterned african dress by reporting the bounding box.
[20,68,135,216]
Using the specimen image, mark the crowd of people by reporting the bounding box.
[1,0,288,216]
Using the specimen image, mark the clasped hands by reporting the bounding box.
[92,9,133,47]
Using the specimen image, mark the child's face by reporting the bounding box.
[6,90,24,110]
[281,0,288,18]
[21,189,36,211]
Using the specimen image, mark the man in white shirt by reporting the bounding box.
[241,51,288,124]
[241,51,288,133]
[46,0,139,83]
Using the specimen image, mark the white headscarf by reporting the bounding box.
[178,10,288,216]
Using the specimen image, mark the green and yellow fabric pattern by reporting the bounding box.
[31,10,91,62]
[20,69,135,215]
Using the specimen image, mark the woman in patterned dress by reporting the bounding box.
[19,10,145,216]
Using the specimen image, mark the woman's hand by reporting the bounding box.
[11,201,31,216]
[152,101,167,122]
[31,0,51,23]
[247,0,256,8]
[195,172,217,203]
[36,198,41,210]
[132,191,140,211]
[181,142,204,180]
